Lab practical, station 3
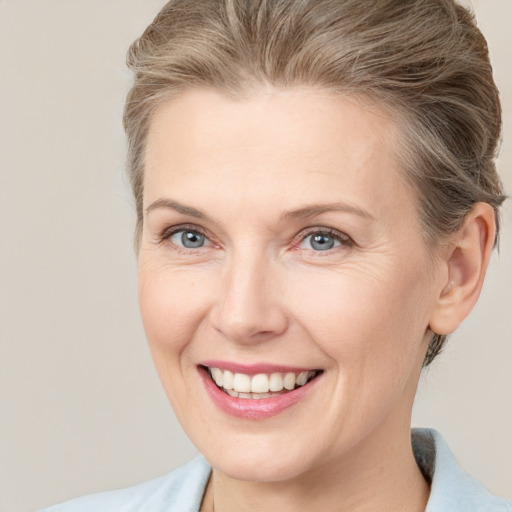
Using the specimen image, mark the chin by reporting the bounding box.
[213,456,308,483]
[200,435,321,483]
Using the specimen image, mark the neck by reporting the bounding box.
[201,422,430,512]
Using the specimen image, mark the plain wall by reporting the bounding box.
[0,1,510,511]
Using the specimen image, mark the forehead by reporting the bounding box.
[144,87,414,221]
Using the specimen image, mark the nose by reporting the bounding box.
[210,251,289,344]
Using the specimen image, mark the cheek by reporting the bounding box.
[137,262,211,361]
[288,261,432,371]
[137,261,217,425]
[288,263,432,440]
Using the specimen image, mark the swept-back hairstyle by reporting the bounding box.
[124,0,505,365]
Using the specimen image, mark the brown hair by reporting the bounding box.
[123,0,505,366]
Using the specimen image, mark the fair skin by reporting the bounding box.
[138,87,495,512]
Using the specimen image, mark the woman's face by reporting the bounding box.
[139,87,443,481]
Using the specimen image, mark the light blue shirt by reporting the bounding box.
[41,429,512,512]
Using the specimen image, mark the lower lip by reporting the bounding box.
[199,367,321,420]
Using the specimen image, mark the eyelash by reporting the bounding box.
[158,224,354,254]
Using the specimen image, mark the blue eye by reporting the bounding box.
[170,229,209,249]
[300,232,342,251]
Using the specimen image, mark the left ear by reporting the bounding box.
[428,202,496,336]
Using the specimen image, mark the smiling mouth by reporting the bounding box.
[203,366,323,399]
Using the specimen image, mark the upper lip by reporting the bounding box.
[199,360,321,375]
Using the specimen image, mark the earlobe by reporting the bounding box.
[428,203,496,336]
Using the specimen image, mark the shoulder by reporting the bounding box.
[413,428,512,512]
[40,456,211,512]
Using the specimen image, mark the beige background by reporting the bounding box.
[0,1,510,511]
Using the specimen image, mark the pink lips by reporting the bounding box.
[198,362,322,420]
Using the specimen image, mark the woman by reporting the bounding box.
[43,0,511,510]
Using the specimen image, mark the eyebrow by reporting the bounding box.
[281,202,375,222]
[145,198,374,222]
[145,199,208,219]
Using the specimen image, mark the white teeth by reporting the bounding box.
[269,373,284,392]
[222,370,234,390]
[225,390,279,399]
[208,367,319,398]
[233,373,251,393]
[257,392,272,399]
[251,374,269,393]
[211,367,223,387]
[283,372,296,390]
[296,371,308,386]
